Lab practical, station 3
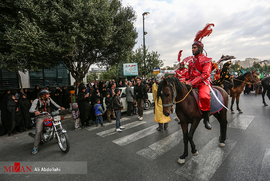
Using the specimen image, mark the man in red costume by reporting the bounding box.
[175,62,188,83]
[186,24,214,130]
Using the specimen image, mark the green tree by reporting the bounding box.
[87,72,98,83]
[251,62,263,72]
[101,65,117,81]
[130,45,164,77]
[1,0,137,85]
[0,0,55,90]
[229,63,240,73]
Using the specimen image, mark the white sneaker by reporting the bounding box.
[139,117,143,121]
[116,128,122,132]
[120,126,125,130]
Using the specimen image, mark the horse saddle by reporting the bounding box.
[192,87,225,115]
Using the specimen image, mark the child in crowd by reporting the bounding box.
[133,100,138,115]
[72,103,81,130]
[94,98,105,127]
[105,92,113,122]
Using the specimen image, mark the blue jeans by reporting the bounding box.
[95,115,103,126]
[115,110,121,129]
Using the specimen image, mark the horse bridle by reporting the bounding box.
[162,82,192,107]
[233,72,260,85]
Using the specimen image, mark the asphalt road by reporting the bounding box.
[1,91,270,181]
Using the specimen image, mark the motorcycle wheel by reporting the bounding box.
[57,132,70,153]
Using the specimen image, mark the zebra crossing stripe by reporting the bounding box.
[85,117,129,132]
[175,137,237,181]
[112,125,157,146]
[143,110,153,115]
[258,149,270,180]
[228,115,254,130]
[96,121,147,137]
[137,130,183,160]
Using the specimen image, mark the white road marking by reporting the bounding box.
[228,115,254,130]
[96,121,147,137]
[85,117,129,132]
[112,125,157,146]
[143,110,153,115]
[175,137,237,181]
[258,149,270,181]
[137,130,183,160]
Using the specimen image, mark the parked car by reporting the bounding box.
[103,87,154,113]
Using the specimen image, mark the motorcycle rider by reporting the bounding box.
[29,89,65,155]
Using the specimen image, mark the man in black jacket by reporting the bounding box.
[134,78,148,121]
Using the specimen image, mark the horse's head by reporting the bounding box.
[157,78,175,117]
[247,71,261,96]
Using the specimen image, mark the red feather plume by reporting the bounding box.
[194,23,215,42]
[178,50,183,62]
[182,56,193,64]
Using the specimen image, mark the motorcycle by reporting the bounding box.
[28,109,70,153]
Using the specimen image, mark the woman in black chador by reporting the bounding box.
[0,90,11,135]
[31,85,40,102]
[7,94,22,136]
[62,86,71,109]
[19,94,32,130]
[77,84,90,127]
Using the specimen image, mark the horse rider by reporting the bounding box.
[237,66,245,76]
[212,61,232,93]
[213,69,221,81]
[186,24,214,130]
[175,62,188,83]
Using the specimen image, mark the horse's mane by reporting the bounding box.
[233,72,250,88]
[157,77,191,99]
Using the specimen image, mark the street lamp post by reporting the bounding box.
[142,12,149,77]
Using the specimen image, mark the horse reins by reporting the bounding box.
[232,73,260,85]
[162,81,192,107]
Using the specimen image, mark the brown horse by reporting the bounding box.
[157,77,228,164]
[260,76,270,106]
[230,71,261,113]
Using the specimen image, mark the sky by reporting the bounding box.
[121,0,270,67]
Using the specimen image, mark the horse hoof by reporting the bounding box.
[219,143,226,147]
[231,111,235,114]
[193,150,199,156]
[264,104,268,106]
[238,110,243,113]
[178,158,185,164]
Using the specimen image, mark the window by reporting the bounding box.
[0,69,19,88]
[29,64,70,87]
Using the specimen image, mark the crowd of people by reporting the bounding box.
[0,85,71,136]
[73,77,154,131]
[0,77,157,137]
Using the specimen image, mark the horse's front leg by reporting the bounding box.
[262,89,268,106]
[236,94,243,113]
[178,122,189,164]
[230,96,235,114]
[188,121,200,155]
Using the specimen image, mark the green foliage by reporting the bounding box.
[129,45,164,77]
[229,63,240,73]
[0,0,137,84]
[250,62,264,72]
[87,72,98,83]
[101,65,117,81]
